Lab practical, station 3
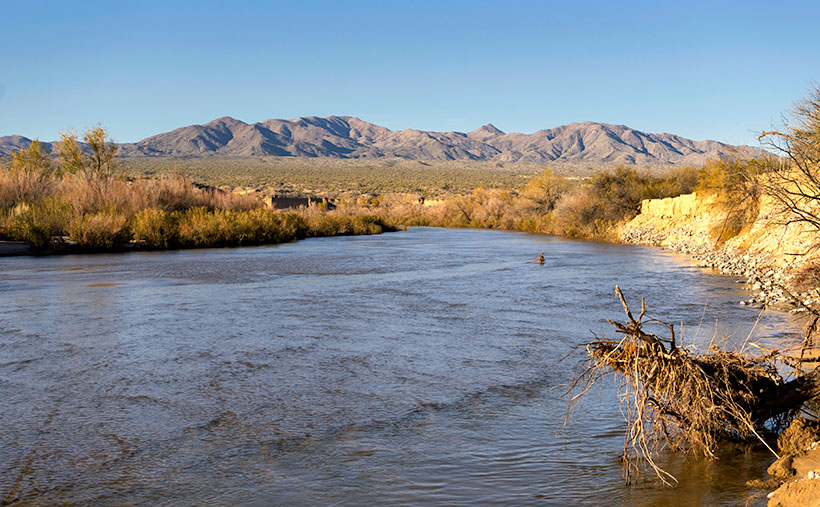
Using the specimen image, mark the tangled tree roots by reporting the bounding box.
[567,285,820,484]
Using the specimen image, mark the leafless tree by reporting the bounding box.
[758,84,820,232]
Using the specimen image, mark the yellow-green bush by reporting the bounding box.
[67,210,128,248]
[174,208,315,248]
[177,207,234,247]
[513,213,555,234]
[307,215,380,237]
[231,209,308,244]
[129,208,178,248]
[269,212,310,242]
[5,198,72,247]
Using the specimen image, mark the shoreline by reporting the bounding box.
[0,240,32,256]
[0,217,401,258]
[620,195,820,506]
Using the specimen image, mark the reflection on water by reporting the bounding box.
[0,228,799,505]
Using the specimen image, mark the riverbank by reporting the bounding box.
[619,192,820,506]
[620,192,819,312]
[0,212,398,256]
[766,443,820,506]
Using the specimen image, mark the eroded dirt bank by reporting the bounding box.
[621,192,819,311]
[620,192,820,506]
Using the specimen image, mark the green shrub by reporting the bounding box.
[175,208,313,248]
[67,210,128,248]
[231,209,306,244]
[270,212,309,242]
[177,207,233,247]
[130,208,178,248]
[306,214,388,237]
[6,198,71,247]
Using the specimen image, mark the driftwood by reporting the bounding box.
[567,285,820,484]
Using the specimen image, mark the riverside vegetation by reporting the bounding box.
[0,136,751,253]
[0,127,394,252]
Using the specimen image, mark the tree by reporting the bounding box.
[518,169,567,214]
[11,140,52,177]
[55,130,86,175]
[758,84,820,232]
[84,125,118,179]
[589,166,650,222]
[55,125,118,179]
[696,159,764,244]
[6,140,55,204]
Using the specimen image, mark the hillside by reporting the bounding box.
[0,116,768,165]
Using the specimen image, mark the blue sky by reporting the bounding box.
[2,0,818,146]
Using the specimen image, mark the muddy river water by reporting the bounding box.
[0,227,802,505]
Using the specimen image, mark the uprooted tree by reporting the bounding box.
[567,286,820,484]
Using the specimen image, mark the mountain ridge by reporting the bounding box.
[0,116,768,165]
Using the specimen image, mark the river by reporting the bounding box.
[0,227,801,505]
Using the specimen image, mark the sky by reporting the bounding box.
[1,0,819,146]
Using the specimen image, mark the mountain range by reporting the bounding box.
[0,116,767,165]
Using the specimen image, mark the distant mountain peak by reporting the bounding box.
[470,123,505,136]
[205,116,246,127]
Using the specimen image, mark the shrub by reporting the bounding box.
[697,159,763,244]
[174,208,312,248]
[231,209,307,244]
[269,212,309,242]
[67,210,128,248]
[346,215,389,235]
[130,208,178,248]
[177,207,233,247]
[517,169,567,215]
[0,167,55,210]
[513,213,555,234]
[6,198,72,247]
[306,214,388,237]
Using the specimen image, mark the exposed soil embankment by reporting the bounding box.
[620,192,820,505]
[621,192,820,312]
[766,442,820,506]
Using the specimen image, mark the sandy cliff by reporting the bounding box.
[621,193,820,505]
[621,192,820,314]
[622,192,817,266]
